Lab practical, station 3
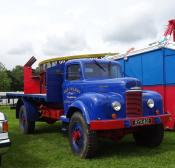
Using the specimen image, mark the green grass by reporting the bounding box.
[1,106,175,168]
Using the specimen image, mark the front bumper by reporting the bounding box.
[0,139,11,155]
[90,114,171,131]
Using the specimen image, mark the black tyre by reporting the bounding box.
[133,124,164,147]
[69,112,97,158]
[19,105,35,134]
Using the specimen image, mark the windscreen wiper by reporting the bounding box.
[93,59,106,72]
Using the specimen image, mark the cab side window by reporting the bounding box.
[67,64,81,81]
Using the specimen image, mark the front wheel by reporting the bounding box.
[69,112,97,158]
[19,105,35,134]
[133,124,164,147]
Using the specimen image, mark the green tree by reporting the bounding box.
[0,62,11,91]
[9,65,23,91]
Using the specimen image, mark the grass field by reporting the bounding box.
[1,106,175,168]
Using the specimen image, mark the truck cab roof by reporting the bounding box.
[39,53,118,73]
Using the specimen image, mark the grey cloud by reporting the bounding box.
[104,15,158,43]
[1,0,175,69]
[8,42,33,55]
[43,32,87,55]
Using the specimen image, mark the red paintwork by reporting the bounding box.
[72,131,81,141]
[40,106,64,120]
[24,66,40,94]
[90,120,124,130]
[90,114,170,131]
[164,86,175,128]
[40,72,46,93]
[164,19,175,41]
[24,56,47,94]
[143,85,175,129]
[126,91,142,117]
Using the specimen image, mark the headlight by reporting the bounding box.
[112,101,121,111]
[147,99,154,108]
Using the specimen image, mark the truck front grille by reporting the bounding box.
[126,91,142,117]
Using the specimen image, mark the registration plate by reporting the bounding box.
[132,118,152,126]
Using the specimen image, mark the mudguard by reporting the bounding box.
[69,100,91,124]
[142,90,164,116]
[67,92,125,124]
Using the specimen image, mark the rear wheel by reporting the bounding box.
[19,105,35,134]
[133,124,164,147]
[69,112,97,158]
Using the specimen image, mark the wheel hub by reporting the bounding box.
[72,130,81,141]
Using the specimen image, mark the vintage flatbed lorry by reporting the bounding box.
[7,53,170,158]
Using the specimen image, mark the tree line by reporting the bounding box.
[0,62,23,92]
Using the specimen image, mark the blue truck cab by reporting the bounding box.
[7,55,170,158]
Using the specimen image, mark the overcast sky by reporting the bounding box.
[0,0,174,69]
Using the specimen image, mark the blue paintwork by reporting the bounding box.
[142,50,163,85]
[7,58,164,125]
[46,64,64,103]
[61,59,163,123]
[142,91,163,116]
[117,47,175,86]
[125,56,142,80]
[63,77,141,122]
[165,51,175,84]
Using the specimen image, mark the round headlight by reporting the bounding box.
[112,101,121,111]
[147,99,154,108]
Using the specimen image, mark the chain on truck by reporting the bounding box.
[6,53,171,158]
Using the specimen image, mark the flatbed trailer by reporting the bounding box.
[7,93,46,100]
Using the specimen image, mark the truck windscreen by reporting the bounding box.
[84,62,122,80]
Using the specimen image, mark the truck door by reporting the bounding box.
[63,63,82,113]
